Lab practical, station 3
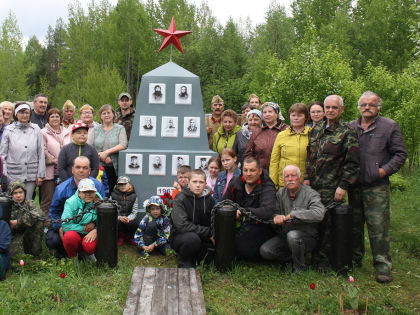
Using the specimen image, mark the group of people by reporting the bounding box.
[0,89,407,285]
[202,91,406,283]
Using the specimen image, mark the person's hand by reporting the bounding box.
[84,222,95,233]
[304,180,311,186]
[206,127,212,134]
[119,216,129,224]
[59,227,64,240]
[379,168,387,178]
[104,156,112,164]
[210,236,215,246]
[273,215,290,225]
[9,220,17,229]
[98,151,108,162]
[144,244,155,252]
[36,177,44,186]
[173,181,181,190]
[236,210,242,221]
[84,229,97,242]
[334,187,347,201]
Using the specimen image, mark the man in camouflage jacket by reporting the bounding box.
[115,92,136,141]
[349,91,407,283]
[305,95,359,268]
[8,181,44,257]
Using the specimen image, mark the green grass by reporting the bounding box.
[1,170,420,314]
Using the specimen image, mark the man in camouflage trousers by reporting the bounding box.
[305,94,359,269]
[8,181,45,257]
[349,91,407,283]
[115,92,136,141]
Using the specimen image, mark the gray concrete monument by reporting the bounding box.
[118,61,216,206]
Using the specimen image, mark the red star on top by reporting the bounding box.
[153,17,192,54]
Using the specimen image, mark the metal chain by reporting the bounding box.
[0,192,121,225]
[210,199,343,238]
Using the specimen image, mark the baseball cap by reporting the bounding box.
[118,93,132,100]
[78,178,97,192]
[71,122,89,133]
[117,176,130,184]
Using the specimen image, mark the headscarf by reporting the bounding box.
[246,109,263,122]
[262,102,285,121]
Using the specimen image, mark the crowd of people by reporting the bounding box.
[0,90,407,285]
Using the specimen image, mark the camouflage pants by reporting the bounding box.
[10,221,44,257]
[348,184,391,274]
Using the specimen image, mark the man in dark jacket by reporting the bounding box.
[30,93,48,129]
[349,91,407,283]
[171,169,215,268]
[115,92,136,141]
[223,156,277,259]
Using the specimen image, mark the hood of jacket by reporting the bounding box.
[8,180,26,195]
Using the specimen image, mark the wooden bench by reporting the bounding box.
[123,267,206,315]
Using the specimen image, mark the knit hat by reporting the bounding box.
[246,109,263,122]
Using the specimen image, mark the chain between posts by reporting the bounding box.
[0,192,121,225]
[210,199,343,238]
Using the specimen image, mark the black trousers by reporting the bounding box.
[171,231,212,266]
[235,223,274,259]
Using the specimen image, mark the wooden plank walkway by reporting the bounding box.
[123,267,206,315]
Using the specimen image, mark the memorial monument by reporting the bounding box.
[118,17,216,207]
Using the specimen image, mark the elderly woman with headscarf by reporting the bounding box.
[232,109,263,167]
[0,103,45,199]
[244,102,288,170]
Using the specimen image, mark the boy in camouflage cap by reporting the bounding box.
[8,181,45,257]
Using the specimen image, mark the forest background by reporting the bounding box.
[0,0,419,168]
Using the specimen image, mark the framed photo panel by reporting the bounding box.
[195,155,211,171]
[183,117,200,138]
[175,84,192,104]
[149,83,166,104]
[161,116,178,138]
[139,115,156,137]
[149,154,166,176]
[171,154,189,176]
[125,154,143,175]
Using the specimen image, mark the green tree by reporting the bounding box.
[23,35,44,96]
[0,12,29,101]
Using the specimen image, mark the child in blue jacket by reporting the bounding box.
[134,196,171,256]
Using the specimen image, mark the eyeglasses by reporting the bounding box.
[81,111,93,115]
[359,103,379,108]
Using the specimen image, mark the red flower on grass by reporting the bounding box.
[310,283,316,290]
[60,273,66,279]
[19,260,25,266]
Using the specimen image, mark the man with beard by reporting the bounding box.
[153,85,163,100]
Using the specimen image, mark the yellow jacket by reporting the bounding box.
[269,126,311,188]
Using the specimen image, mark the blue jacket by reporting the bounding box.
[134,214,170,247]
[213,167,241,203]
[49,176,105,231]
[0,219,11,276]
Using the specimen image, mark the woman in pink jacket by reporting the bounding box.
[40,109,71,215]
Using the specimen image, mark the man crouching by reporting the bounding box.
[260,165,326,272]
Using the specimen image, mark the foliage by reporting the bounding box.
[389,172,407,192]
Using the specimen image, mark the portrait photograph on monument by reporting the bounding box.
[195,155,211,171]
[149,154,166,176]
[149,83,166,104]
[125,154,143,175]
[183,116,200,138]
[161,116,178,138]
[175,83,192,104]
[139,115,156,137]
[171,154,189,175]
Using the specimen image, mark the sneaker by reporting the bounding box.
[376,273,392,283]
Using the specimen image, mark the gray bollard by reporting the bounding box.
[0,195,12,222]
[96,201,118,268]
[215,204,237,271]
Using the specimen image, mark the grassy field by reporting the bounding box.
[1,170,420,314]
